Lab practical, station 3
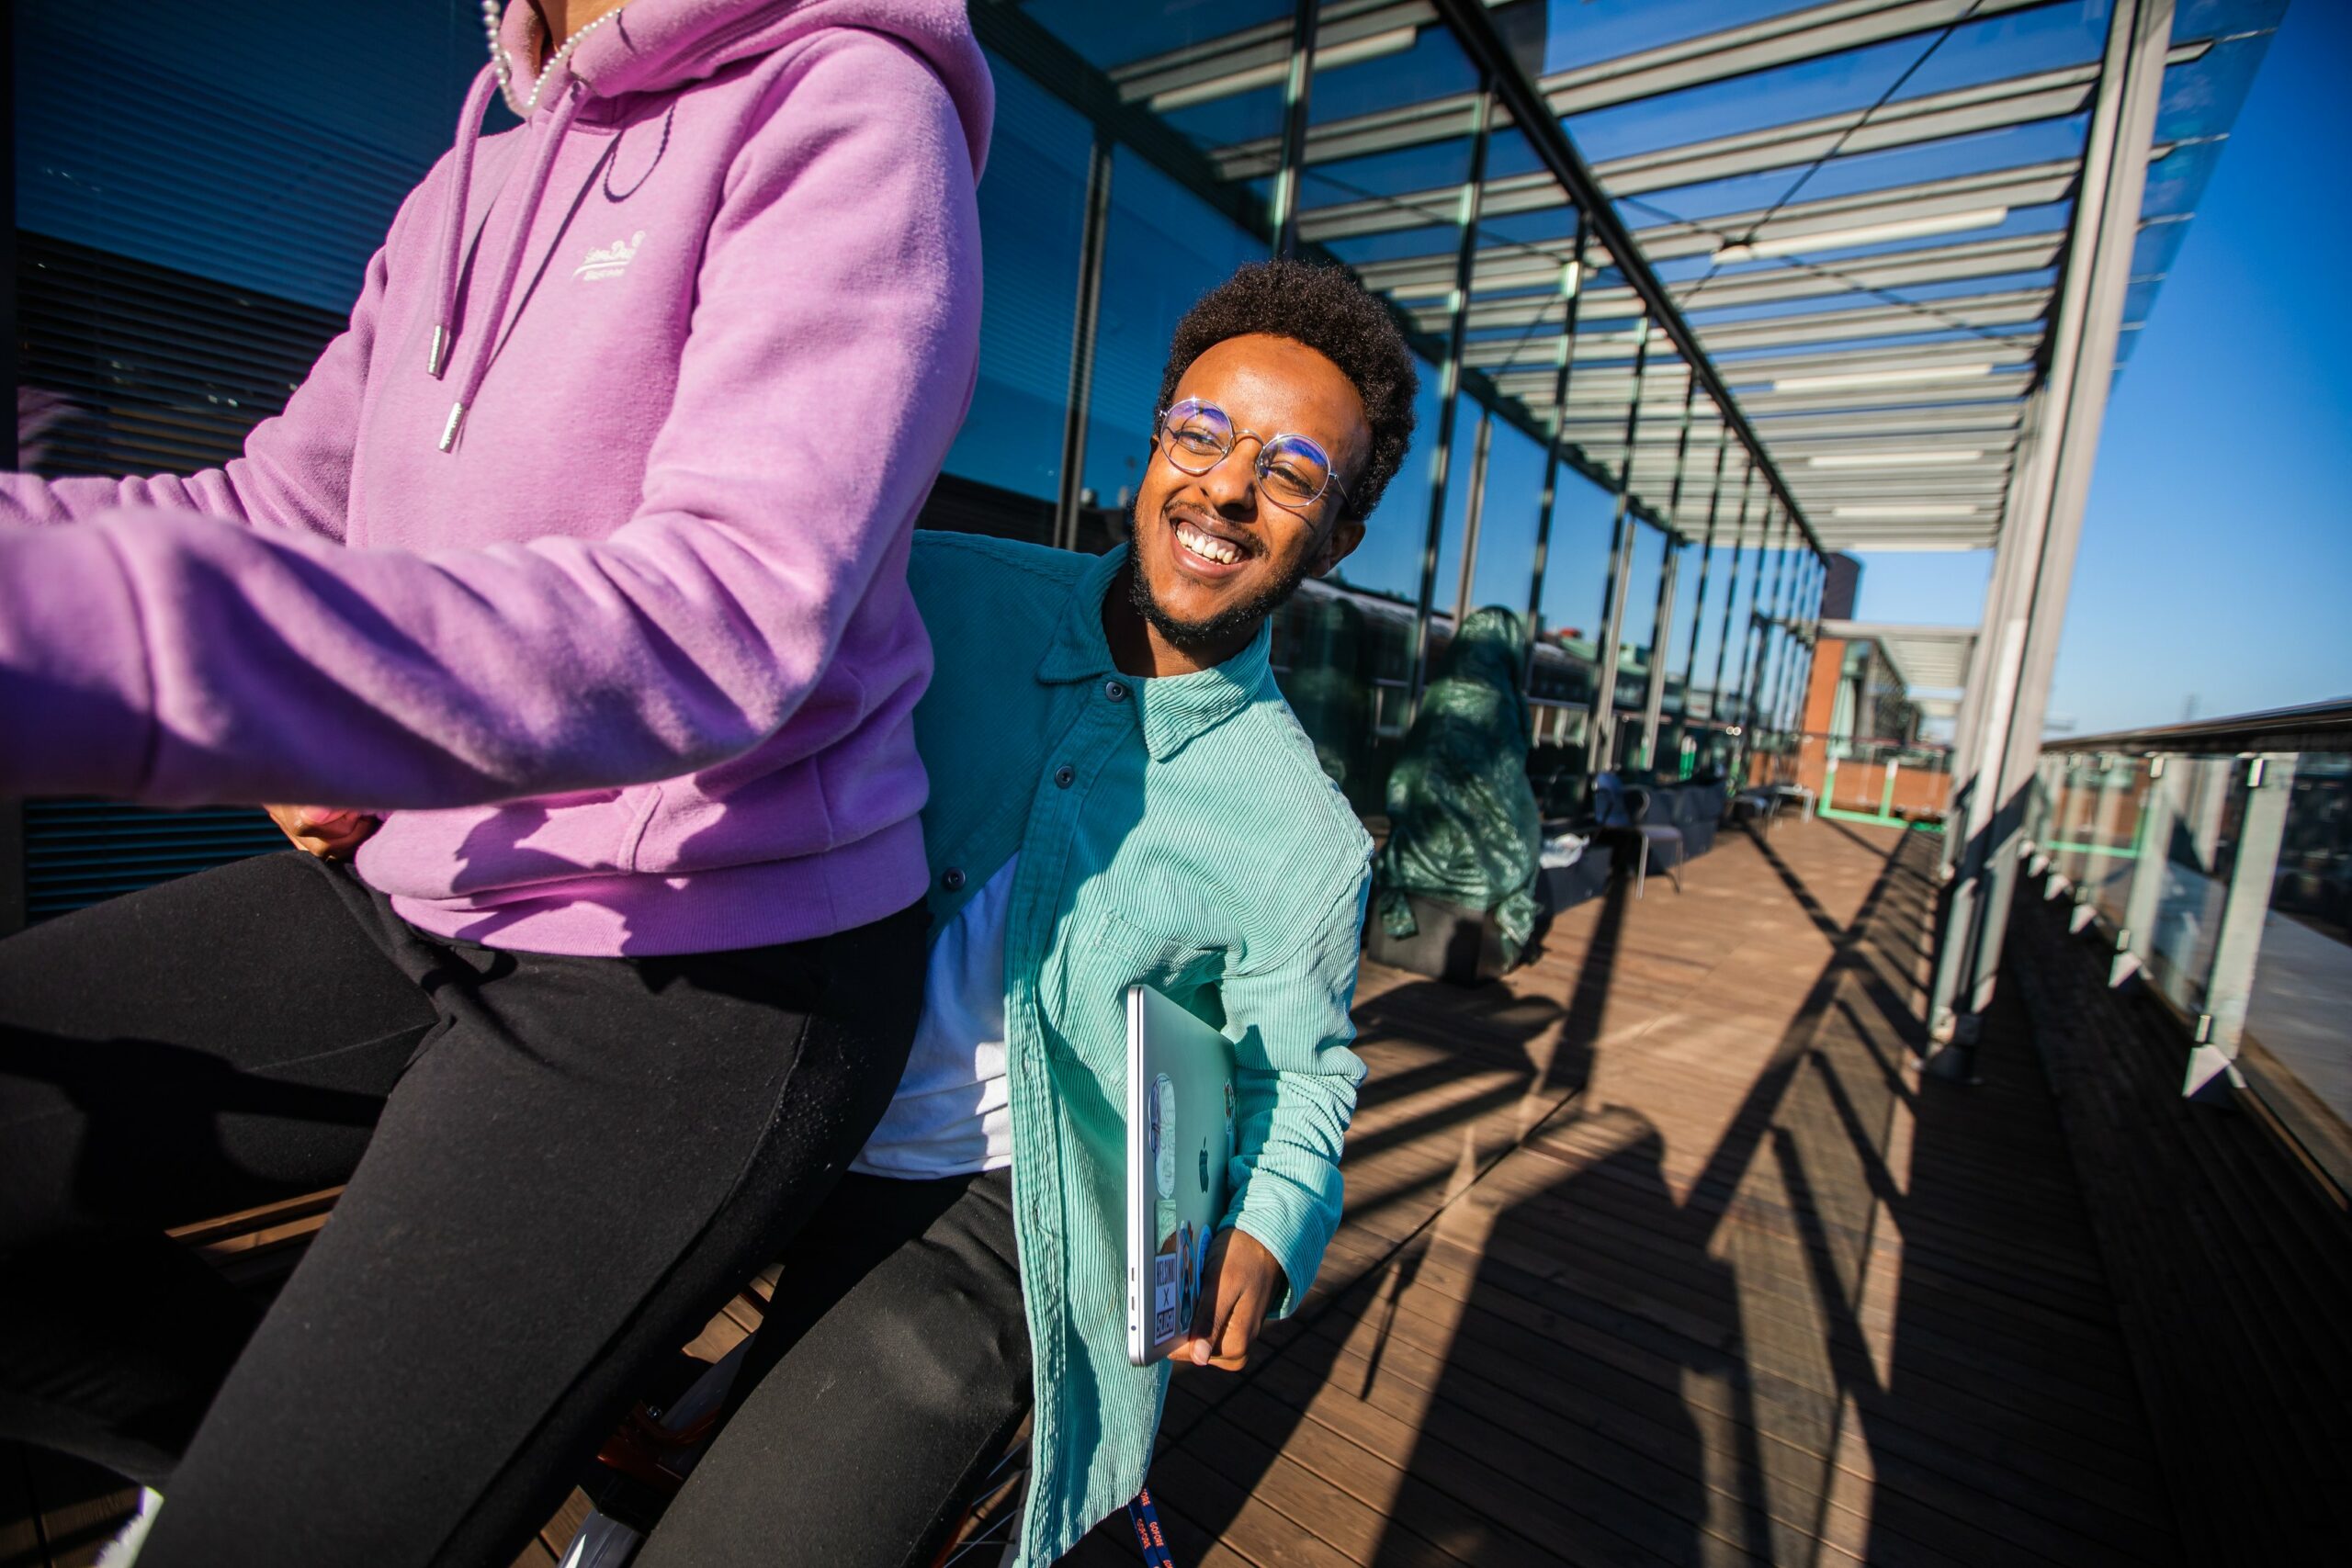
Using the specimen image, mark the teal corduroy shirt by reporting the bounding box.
[906,533,1371,1565]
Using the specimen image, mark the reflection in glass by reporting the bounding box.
[939,59,1091,502]
[1082,150,1265,515]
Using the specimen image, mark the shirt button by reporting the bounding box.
[1104,679,1127,702]
[1054,764,1076,789]
[942,867,966,891]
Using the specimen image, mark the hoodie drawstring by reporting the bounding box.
[437,81,586,453]
[428,65,503,380]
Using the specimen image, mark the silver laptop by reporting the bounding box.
[1125,982,1238,1367]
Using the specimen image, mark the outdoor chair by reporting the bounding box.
[1591,774,1683,897]
[1619,784,1683,898]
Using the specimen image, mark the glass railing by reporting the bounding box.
[1744,731,1955,829]
[2030,699,2352,1194]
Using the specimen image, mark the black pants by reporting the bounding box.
[0,852,924,1568]
[638,1169,1033,1568]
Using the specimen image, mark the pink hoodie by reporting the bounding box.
[0,0,991,953]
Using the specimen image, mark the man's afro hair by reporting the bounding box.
[1154,259,1419,524]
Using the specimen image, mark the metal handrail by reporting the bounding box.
[2042,697,2352,756]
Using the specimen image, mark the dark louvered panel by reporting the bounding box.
[17,232,343,918]
[17,231,344,479]
[23,802,292,922]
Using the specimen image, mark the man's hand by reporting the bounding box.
[265,804,380,862]
[1174,1226,1287,1372]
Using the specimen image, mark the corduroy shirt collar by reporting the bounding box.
[1035,544,1273,761]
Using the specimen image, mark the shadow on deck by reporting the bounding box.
[1076,819,2177,1568]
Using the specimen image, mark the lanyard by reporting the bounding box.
[1125,1487,1176,1568]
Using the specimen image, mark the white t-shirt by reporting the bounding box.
[852,857,1017,1178]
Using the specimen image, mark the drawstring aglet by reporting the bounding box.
[439,402,469,453]
[427,324,452,378]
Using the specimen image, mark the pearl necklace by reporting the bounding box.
[481,0,617,115]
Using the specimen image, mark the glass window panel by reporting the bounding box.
[2174,0,2288,38]
[1684,513,1739,712]
[1657,536,1698,716]
[1565,1,2108,166]
[2154,28,2280,144]
[1305,13,1479,125]
[939,57,1091,502]
[1617,522,1669,704]
[2138,138,2227,222]
[14,0,499,309]
[1539,0,1821,77]
[1297,18,1479,264]
[1532,464,1619,706]
[1020,0,1295,77]
[1464,412,1550,617]
[1330,357,1447,604]
[1430,392,1483,630]
[1719,527,1764,710]
[1081,148,1265,513]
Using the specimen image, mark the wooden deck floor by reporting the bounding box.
[4,820,2179,1567]
[1075,818,2179,1568]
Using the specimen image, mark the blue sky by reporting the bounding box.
[1852,0,2352,733]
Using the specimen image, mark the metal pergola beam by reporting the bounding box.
[1691,289,2054,353]
[1629,160,2086,263]
[1747,405,2029,440]
[1675,231,2068,311]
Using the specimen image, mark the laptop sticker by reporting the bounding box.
[1153,1075,1176,1199]
[1151,1234,1181,1345]
[1177,1221,1197,1327]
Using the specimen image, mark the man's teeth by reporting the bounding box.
[1176,520,1243,566]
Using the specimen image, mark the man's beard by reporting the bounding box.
[1125,506,1316,660]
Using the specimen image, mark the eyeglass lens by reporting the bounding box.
[1159,400,1334,509]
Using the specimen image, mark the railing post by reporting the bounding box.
[2187,754,2297,1099]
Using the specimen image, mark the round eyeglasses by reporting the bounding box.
[1154,399,1351,513]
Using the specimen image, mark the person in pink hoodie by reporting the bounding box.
[0,3,989,1563]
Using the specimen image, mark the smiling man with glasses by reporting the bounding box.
[622,259,1420,1568]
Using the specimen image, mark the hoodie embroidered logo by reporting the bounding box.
[574,231,645,282]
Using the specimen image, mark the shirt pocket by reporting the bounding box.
[1054,905,1227,1063]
